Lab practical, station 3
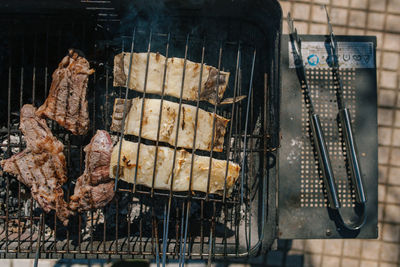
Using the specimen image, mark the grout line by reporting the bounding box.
[291,248,400,264]
[345,0,352,35]
[377,0,392,265]
[280,16,400,35]
[364,0,371,36]
[307,0,316,34]
[339,238,345,267]
[281,0,400,17]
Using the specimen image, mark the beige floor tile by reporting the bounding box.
[334,26,348,35]
[323,239,343,256]
[310,24,327,34]
[380,243,399,262]
[379,147,390,164]
[378,127,392,146]
[384,34,400,52]
[335,0,350,7]
[379,184,386,202]
[394,110,400,127]
[380,71,397,89]
[382,223,400,242]
[382,52,399,71]
[341,257,359,267]
[0,260,11,267]
[291,239,304,251]
[282,22,289,35]
[379,263,398,267]
[304,239,324,254]
[391,129,400,146]
[11,259,34,267]
[293,3,311,21]
[388,167,400,185]
[388,0,400,13]
[322,255,340,267]
[293,21,309,34]
[312,5,326,22]
[348,28,365,35]
[349,10,367,28]
[379,165,388,183]
[343,239,361,257]
[367,30,383,48]
[379,203,385,221]
[304,253,321,267]
[378,108,394,126]
[280,1,292,17]
[386,15,400,33]
[331,8,349,26]
[368,13,385,30]
[384,204,400,223]
[360,261,378,267]
[351,0,368,9]
[378,222,383,241]
[390,148,400,166]
[386,185,400,203]
[378,89,396,107]
[38,260,58,267]
[361,240,381,260]
[370,0,386,11]
[314,0,329,4]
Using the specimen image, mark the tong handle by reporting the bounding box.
[310,114,340,209]
[338,108,366,204]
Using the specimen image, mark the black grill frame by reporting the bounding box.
[0,0,282,260]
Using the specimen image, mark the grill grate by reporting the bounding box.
[0,0,281,259]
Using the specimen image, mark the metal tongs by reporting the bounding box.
[287,11,366,231]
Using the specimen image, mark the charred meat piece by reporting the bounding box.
[36,49,94,135]
[1,105,72,226]
[69,130,114,212]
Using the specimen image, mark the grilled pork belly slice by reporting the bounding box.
[113,52,230,105]
[36,49,94,135]
[70,130,114,212]
[0,105,72,226]
[110,140,240,196]
[111,98,229,152]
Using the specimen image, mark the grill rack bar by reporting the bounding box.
[179,38,207,267]
[161,34,190,267]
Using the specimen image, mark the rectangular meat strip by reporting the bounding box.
[113,52,230,105]
[109,140,240,196]
[111,98,229,152]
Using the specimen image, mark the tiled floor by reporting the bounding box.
[280,0,400,266]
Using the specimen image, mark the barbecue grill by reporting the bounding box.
[0,0,281,261]
[0,0,378,263]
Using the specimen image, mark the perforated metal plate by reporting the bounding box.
[278,35,378,239]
